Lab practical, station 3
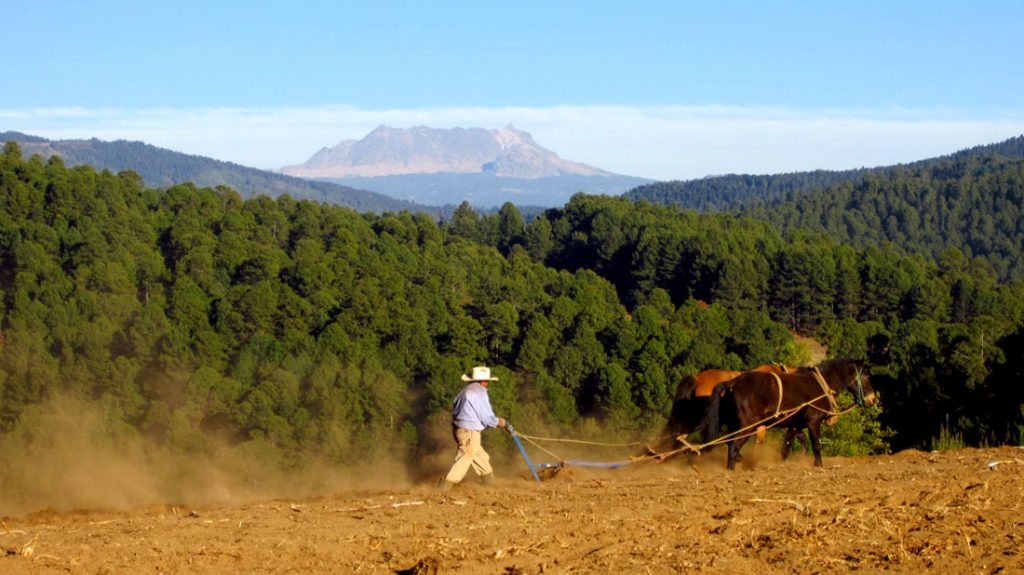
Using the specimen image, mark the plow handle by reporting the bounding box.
[509,431,541,482]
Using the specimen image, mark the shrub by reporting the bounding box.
[821,392,892,456]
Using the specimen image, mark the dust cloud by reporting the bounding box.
[0,397,819,517]
[0,396,415,518]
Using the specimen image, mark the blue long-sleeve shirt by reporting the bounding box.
[451,382,499,431]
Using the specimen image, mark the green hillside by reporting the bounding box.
[625,135,1024,281]
[625,135,1024,212]
[743,139,1024,281]
[625,169,876,211]
[0,132,435,214]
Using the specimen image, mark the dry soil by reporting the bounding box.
[2,446,1023,574]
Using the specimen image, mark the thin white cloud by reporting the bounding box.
[4,105,1023,181]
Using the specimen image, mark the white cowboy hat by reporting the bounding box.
[461,366,499,382]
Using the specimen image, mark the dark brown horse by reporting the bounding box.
[700,359,875,469]
[651,364,790,459]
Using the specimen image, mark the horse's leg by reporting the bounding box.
[781,427,800,460]
[808,422,824,467]
[727,436,750,470]
[647,425,675,456]
[649,409,684,455]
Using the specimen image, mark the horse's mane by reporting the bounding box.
[787,359,862,382]
[815,358,863,371]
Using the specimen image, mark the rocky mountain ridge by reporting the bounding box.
[280,125,613,179]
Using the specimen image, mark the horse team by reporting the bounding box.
[656,358,877,469]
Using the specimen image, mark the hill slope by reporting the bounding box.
[0,131,433,214]
[744,136,1024,280]
[622,135,1024,281]
[624,169,876,211]
[625,135,1024,211]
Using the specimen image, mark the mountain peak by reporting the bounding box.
[280,125,612,179]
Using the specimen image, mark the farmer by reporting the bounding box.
[439,365,508,491]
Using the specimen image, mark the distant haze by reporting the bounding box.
[7,105,1024,182]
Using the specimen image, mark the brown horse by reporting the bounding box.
[701,358,875,469]
[651,364,789,459]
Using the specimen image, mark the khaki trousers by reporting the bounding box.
[444,427,492,483]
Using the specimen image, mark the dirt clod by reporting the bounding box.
[395,557,441,574]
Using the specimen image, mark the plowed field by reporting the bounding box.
[3,446,1023,574]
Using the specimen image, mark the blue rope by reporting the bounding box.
[534,459,634,470]
[563,458,634,469]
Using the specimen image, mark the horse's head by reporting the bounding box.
[820,359,876,407]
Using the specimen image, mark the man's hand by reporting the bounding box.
[498,417,506,428]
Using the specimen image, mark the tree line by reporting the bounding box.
[625,135,1024,282]
[744,151,1024,281]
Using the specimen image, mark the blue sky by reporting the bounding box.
[4,1,1024,180]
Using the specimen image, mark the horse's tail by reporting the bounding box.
[700,381,730,443]
[675,375,698,400]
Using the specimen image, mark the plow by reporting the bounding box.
[505,424,661,482]
[508,428,638,481]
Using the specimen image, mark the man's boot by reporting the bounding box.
[437,478,455,493]
[480,473,494,486]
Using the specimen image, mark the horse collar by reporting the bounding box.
[769,372,783,416]
[811,367,840,415]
